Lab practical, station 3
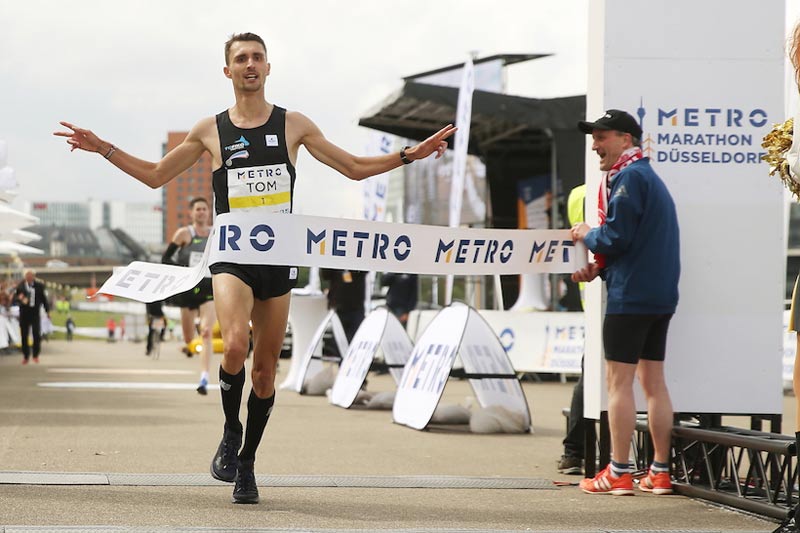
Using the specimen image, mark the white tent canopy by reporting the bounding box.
[0,241,43,256]
[0,204,38,232]
[0,228,41,244]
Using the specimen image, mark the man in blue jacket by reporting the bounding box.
[570,109,680,496]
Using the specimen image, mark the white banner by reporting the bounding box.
[584,0,784,417]
[459,309,531,429]
[99,212,588,302]
[101,259,208,303]
[394,306,465,430]
[449,58,475,229]
[331,308,413,408]
[382,311,415,384]
[286,310,348,393]
[393,304,530,431]
[279,292,329,391]
[364,132,392,223]
[408,309,584,374]
[446,59,476,305]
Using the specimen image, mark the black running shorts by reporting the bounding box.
[602,313,673,364]
[170,277,213,310]
[210,262,298,300]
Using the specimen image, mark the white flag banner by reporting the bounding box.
[364,132,392,223]
[98,212,588,302]
[449,58,475,229]
[98,254,209,303]
[446,58,475,305]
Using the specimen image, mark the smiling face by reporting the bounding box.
[224,40,270,93]
[591,129,633,171]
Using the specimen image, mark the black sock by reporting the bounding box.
[219,366,245,435]
[238,390,275,464]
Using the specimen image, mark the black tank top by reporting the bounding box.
[176,225,209,267]
[213,106,297,215]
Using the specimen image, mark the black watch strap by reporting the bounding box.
[400,146,412,165]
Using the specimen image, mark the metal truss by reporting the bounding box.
[670,425,795,519]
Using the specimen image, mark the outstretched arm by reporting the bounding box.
[294,113,456,181]
[54,118,213,189]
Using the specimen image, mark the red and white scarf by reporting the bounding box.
[595,147,643,268]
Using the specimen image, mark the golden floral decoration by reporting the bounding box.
[761,117,800,199]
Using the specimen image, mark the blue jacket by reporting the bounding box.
[584,158,680,314]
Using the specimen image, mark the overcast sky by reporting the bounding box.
[0,0,590,218]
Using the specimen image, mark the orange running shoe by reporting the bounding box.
[638,470,673,495]
[580,466,634,495]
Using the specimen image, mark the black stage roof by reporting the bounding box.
[358,81,586,157]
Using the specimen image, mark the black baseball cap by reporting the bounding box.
[578,109,642,139]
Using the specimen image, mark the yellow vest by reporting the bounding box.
[567,184,587,307]
[567,184,586,227]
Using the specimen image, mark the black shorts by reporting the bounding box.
[171,277,213,310]
[210,262,298,300]
[603,313,673,364]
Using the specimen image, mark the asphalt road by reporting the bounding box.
[0,338,779,532]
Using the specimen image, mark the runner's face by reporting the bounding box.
[190,202,209,225]
[224,41,269,92]
[591,130,631,171]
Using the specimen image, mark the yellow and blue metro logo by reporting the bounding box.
[529,239,575,264]
[434,239,513,264]
[306,228,411,261]
[656,107,767,128]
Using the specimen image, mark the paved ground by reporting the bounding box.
[0,338,783,532]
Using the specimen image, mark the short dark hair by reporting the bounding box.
[189,197,209,208]
[224,32,267,65]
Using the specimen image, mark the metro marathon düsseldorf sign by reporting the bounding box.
[635,100,769,165]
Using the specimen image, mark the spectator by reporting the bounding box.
[572,109,679,496]
[13,269,50,364]
[381,273,418,327]
[321,269,367,343]
[145,301,166,355]
[558,183,587,476]
[65,315,76,342]
[106,317,116,342]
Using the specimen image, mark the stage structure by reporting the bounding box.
[359,58,586,307]
[392,303,531,432]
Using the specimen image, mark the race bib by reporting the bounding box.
[188,251,204,268]
[227,164,291,212]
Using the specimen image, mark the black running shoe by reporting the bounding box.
[196,376,208,396]
[232,460,259,504]
[210,429,241,483]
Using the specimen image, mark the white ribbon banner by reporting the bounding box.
[98,212,587,303]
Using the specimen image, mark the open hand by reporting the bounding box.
[407,124,457,161]
[53,121,103,153]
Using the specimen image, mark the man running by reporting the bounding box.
[55,32,455,505]
[162,197,216,395]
